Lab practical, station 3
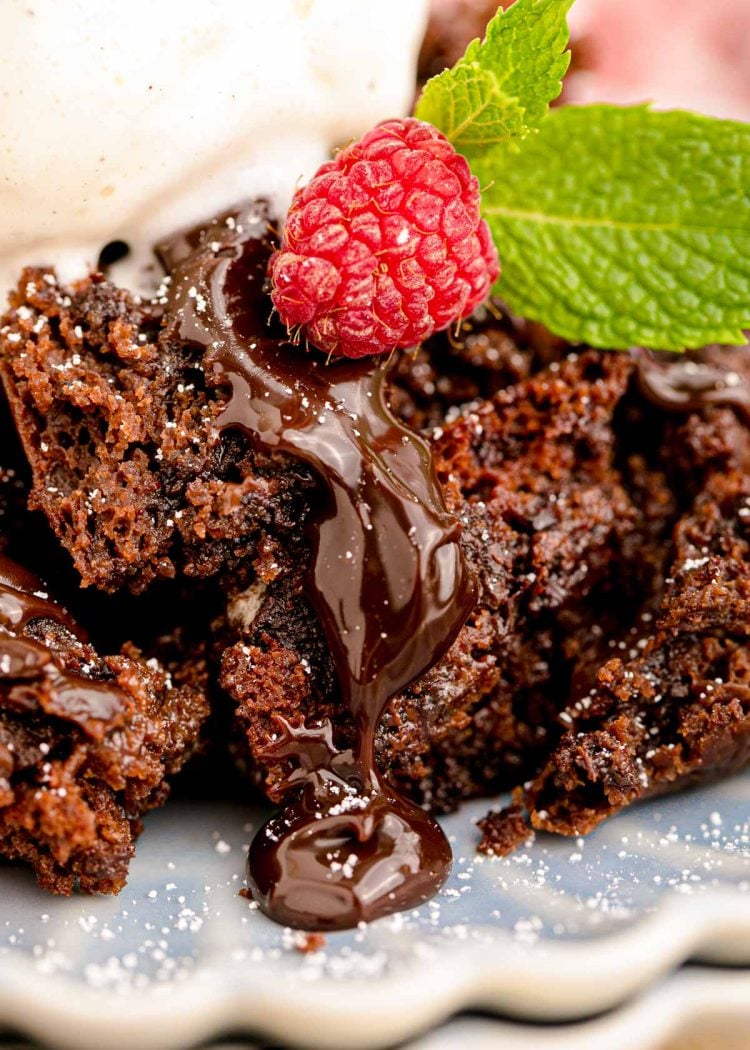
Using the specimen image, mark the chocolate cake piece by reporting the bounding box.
[0,267,315,593]
[0,552,209,894]
[479,351,750,853]
[481,469,750,851]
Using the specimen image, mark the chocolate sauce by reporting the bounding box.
[636,347,750,424]
[0,553,127,735]
[157,202,476,930]
[0,555,83,637]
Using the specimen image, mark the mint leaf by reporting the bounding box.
[415,0,572,156]
[477,104,750,350]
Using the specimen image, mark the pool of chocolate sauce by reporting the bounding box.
[157,203,476,930]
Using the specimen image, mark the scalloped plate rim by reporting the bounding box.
[0,884,748,1050]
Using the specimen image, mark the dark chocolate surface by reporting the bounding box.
[636,347,750,423]
[0,553,128,734]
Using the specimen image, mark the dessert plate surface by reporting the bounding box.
[0,772,748,1050]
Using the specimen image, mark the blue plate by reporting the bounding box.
[0,773,748,1049]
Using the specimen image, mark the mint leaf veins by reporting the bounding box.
[476,105,750,349]
[417,0,750,352]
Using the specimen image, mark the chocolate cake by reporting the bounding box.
[0,547,209,894]
[1,201,749,923]
[219,340,656,808]
[0,223,653,807]
[481,359,750,852]
[3,0,750,928]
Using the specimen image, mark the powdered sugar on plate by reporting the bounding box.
[0,772,747,1003]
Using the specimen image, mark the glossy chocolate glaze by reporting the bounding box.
[0,553,127,735]
[636,347,750,424]
[157,202,475,930]
[0,555,83,637]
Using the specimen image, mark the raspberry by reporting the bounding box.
[268,117,500,359]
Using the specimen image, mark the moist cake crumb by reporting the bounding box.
[478,798,533,856]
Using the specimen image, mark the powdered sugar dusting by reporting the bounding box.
[0,777,748,997]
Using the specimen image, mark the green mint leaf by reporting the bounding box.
[477,104,750,350]
[415,0,572,156]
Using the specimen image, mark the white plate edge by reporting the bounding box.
[0,886,748,1050]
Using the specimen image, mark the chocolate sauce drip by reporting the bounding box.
[157,202,476,930]
[636,348,750,424]
[0,555,84,638]
[0,553,127,735]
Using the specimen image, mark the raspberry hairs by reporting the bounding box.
[269,117,499,359]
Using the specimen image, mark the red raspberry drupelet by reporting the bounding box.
[268,117,500,359]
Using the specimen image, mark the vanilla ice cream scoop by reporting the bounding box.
[0,0,428,292]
